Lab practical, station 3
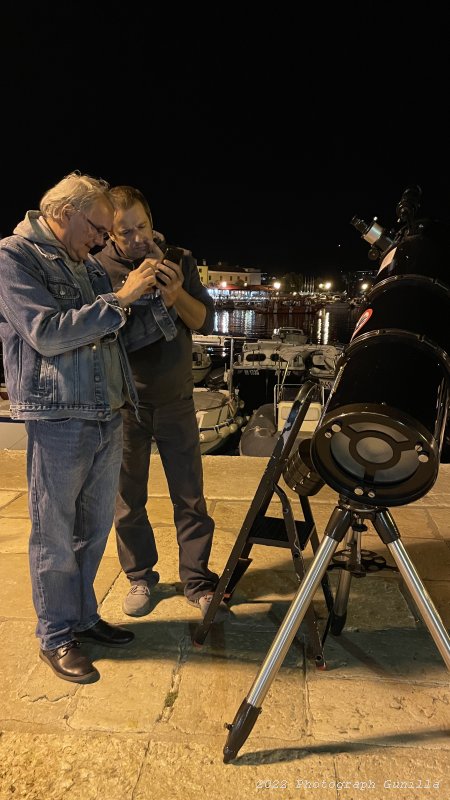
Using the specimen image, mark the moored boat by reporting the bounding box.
[192,342,212,384]
[272,326,308,344]
[1,379,246,457]
[239,393,323,457]
[232,339,343,413]
[231,339,307,413]
[194,387,245,454]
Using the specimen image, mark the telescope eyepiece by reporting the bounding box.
[351,215,370,235]
[350,215,395,261]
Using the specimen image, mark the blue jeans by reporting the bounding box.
[26,413,123,651]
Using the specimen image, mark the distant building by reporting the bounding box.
[196,260,262,287]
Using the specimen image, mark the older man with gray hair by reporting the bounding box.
[0,172,155,683]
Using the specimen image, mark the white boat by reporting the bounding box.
[231,339,307,412]
[191,334,239,348]
[193,387,245,455]
[192,342,212,384]
[232,338,343,413]
[1,376,244,457]
[235,339,309,373]
[232,329,312,386]
[272,326,308,344]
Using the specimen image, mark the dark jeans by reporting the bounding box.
[115,399,218,600]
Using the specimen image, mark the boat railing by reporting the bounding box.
[192,333,248,348]
[274,375,326,415]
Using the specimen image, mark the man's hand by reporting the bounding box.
[155,258,184,308]
[115,262,157,307]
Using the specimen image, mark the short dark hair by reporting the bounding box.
[109,185,153,228]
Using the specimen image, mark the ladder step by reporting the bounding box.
[248,516,313,549]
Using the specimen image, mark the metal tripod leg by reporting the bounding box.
[328,529,353,636]
[223,505,352,763]
[374,509,450,670]
[273,483,327,668]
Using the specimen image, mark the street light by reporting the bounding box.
[273,281,281,290]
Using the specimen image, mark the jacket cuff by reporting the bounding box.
[102,292,128,323]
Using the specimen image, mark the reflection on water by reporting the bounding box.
[214,305,360,345]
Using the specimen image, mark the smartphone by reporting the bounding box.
[163,245,185,264]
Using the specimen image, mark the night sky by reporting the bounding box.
[1,3,449,280]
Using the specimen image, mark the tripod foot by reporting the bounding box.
[330,610,347,636]
[223,698,262,763]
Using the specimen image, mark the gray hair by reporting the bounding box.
[39,170,112,220]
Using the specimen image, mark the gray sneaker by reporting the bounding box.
[186,592,230,622]
[122,583,152,617]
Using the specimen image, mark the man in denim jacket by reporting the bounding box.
[0,172,156,683]
[94,186,229,621]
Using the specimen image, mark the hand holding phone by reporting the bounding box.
[156,261,177,287]
[155,255,184,297]
[163,245,185,264]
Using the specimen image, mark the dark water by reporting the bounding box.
[213,305,359,345]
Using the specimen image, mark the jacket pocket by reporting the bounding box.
[47,279,81,310]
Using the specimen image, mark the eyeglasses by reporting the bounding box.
[80,211,110,241]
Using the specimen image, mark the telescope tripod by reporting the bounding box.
[223,497,450,763]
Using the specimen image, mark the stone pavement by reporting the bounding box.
[0,450,449,800]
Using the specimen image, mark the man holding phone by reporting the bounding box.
[93,186,229,621]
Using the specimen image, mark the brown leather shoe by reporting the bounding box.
[74,618,135,647]
[39,641,99,683]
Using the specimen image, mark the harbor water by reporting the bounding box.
[213,304,359,344]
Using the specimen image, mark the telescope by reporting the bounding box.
[313,212,450,508]
[221,188,450,762]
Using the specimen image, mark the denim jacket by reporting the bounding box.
[93,241,178,353]
[0,213,139,420]
[95,240,214,355]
